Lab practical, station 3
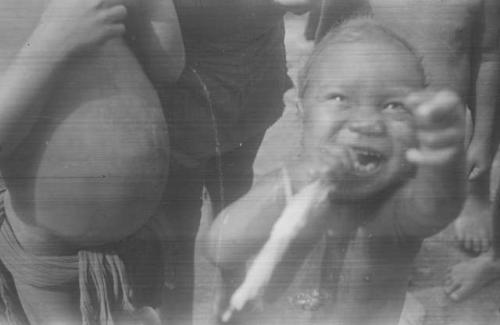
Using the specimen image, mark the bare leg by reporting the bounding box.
[445,180,500,301]
[454,173,492,254]
[161,161,204,325]
[205,133,265,215]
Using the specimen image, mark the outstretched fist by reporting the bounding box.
[405,90,465,166]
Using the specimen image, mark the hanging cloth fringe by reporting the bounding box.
[79,250,135,325]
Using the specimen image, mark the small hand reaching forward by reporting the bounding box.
[405,90,465,166]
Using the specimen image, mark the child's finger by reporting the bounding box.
[468,166,482,180]
[404,90,435,111]
[417,128,463,149]
[104,4,128,23]
[406,147,458,165]
[102,0,128,8]
[105,24,126,38]
[318,145,351,176]
[414,91,463,130]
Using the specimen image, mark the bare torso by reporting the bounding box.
[0,1,169,247]
[368,0,481,99]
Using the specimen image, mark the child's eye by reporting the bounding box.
[327,94,346,102]
[383,102,406,112]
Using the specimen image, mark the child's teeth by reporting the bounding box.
[353,160,377,173]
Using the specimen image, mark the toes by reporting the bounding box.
[444,281,461,296]
[448,285,468,301]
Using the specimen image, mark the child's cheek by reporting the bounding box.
[390,120,418,150]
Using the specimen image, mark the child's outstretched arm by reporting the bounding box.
[0,0,127,159]
[400,90,466,237]
[126,0,184,85]
[467,0,500,179]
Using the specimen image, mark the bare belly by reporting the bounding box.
[0,2,169,245]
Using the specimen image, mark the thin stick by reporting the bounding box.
[221,180,330,322]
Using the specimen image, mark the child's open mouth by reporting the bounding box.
[348,147,385,176]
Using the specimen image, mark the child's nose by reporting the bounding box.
[347,113,387,136]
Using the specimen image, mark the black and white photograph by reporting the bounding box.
[0,0,499,324]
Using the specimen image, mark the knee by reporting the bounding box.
[203,224,228,267]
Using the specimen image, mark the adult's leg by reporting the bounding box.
[161,159,205,325]
[445,181,500,301]
[455,108,498,254]
[204,132,266,215]
[454,171,493,253]
[304,1,321,41]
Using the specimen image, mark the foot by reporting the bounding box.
[454,196,492,254]
[444,251,500,301]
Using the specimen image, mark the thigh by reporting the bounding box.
[163,159,205,241]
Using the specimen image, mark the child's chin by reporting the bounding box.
[329,177,399,202]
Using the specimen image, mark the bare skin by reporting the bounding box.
[207,29,465,324]
[444,250,500,301]
[318,0,500,255]
[273,0,313,14]
[0,0,183,323]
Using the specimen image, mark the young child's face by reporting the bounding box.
[301,40,425,199]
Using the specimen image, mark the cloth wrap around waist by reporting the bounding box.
[0,191,162,325]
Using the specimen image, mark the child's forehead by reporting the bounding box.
[316,39,415,65]
[302,41,425,100]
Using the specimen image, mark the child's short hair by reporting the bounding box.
[298,17,426,98]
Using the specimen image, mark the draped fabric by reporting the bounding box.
[0,191,162,324]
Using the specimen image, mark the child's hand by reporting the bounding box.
[35,0,128,56]
[290,145,351,193]
[405,90,465,166]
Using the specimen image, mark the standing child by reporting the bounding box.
[207,18,465,325]
[315,0,500,301]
